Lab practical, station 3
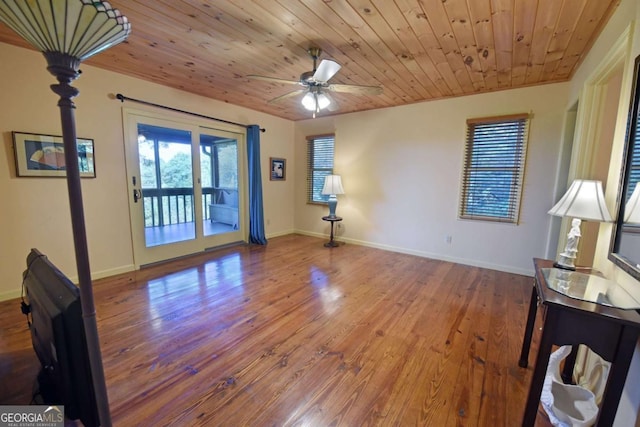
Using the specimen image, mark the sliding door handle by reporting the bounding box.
[133,189,142,203]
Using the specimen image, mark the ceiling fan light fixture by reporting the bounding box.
[317,93,331,110]
[301,91,316,111]
[301,91,331,112]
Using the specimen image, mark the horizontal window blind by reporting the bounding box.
[627,115,640,201]
[307,135,335,203]
[459,114,529,223]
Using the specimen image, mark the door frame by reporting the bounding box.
[122,107,248,267]
[554,24,632,266]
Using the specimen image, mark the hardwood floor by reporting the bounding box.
[0,234,551,426]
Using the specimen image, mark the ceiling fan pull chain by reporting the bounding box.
[312,93,317,118]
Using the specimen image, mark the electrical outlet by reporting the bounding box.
[337,223,343,229]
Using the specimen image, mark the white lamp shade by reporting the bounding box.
[548,179,612,222]
[625,183,640,223]
[322,175,345,195]
[0,0,130,60]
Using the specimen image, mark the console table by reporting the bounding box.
[519,258,640,426]
[322,215,342,247]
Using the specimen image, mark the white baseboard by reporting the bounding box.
[92,264,137,280]
[0,288,22,302]
[0,232,533,303]
[294,229,534,277]
[67,264,136,284]
[266,229,296,239]
[0,264,138,302]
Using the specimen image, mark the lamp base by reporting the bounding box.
[553,259,576,271]
[327,195,338,218]
[554,218,581,271]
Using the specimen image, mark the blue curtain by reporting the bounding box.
[247,125,267,244]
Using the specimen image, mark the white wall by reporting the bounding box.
[0,42,295,300]
[293,83,569,276]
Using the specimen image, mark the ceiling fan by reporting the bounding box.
[247,47,383,117]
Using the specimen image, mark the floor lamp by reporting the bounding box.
[0,2,130,426]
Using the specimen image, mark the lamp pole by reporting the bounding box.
[45,51,112,427]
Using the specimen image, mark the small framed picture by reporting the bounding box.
[12,131,96,178]
[270,157,286,181]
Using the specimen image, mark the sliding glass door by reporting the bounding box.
[124,111,246,266]
[200,132,239,238]
[138,123,195,247]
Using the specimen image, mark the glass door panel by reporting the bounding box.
[138,123,195,247]
[200,133,239,238]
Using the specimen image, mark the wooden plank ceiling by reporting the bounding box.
[0,0,620,121]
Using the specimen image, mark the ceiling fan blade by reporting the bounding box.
[327,83,383,96]
[247,74,301,85]
[313,59,341,82]
[268,89,305,104]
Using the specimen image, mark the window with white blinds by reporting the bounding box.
[459,114,530,223]
[307,134,335,204]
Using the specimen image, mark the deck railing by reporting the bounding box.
[142,188,217,227]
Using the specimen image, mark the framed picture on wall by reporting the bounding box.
[12,131,96,178]
[270,157,286,181]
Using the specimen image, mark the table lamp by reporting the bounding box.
[624,183,640,223]
[548,179,612,270]
[0,2,130,425]
[322,175,345,218]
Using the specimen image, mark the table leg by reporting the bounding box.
[324,221,339,247]
[523,308,558,426]
[597,327,639,426]
[519,283,538,368]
